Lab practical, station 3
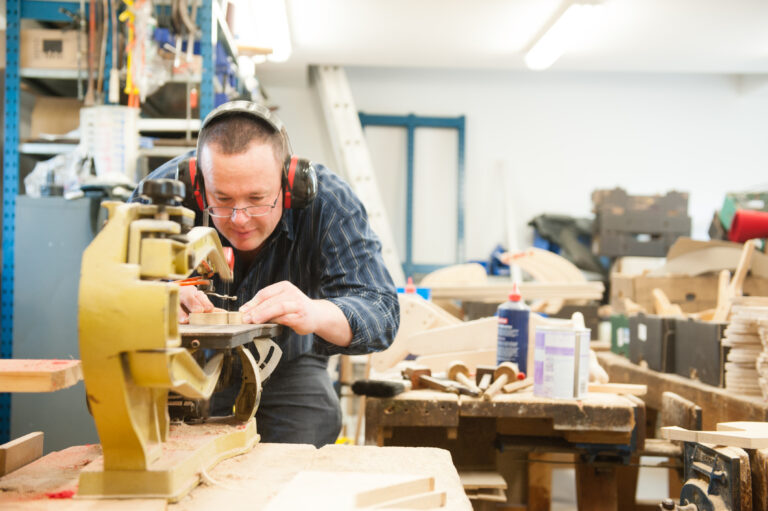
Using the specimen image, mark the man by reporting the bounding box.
[135,101,400,447]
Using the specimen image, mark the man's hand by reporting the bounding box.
[240,281,319,335]
[178,285,215,324]
[240,281,353,347]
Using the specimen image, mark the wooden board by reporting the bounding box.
[264,471,441,509]
[407,317,497,356]
[587,383,647,396]
[598,351,768,430]
[661,422,768,449]
[371,294,460,372]
[0,444,470,510]
[0,359,81,392]
[0,432,43,476]
[413,349,496,374]
[428,282,604,302]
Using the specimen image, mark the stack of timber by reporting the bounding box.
[723,302,765,396]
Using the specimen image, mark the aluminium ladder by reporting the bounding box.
[313,65,406,286]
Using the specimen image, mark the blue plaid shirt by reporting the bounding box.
[134,153,400,362]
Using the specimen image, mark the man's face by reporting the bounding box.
[200,141,283,254]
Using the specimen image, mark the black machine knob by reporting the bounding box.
[660,498,676,510]
[140,179,186,206]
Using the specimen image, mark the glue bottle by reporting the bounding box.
[497,283,530,375]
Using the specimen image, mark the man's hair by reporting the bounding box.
[197,112,289,165]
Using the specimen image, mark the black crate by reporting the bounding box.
[592,188,691,257]
[629,313,676,373]
[673,318,728,387]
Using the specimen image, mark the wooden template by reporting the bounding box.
[0,432,43,477]
[661,421,768,449]
[0,359,82,392]
[188,311,243,325]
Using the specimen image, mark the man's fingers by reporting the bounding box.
[243,299,298,324]
[240,282,298,313]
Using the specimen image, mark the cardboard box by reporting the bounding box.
[30,96,82,139]
[673,318,728,387]
[629,313,676,373]
[610,273,768,314]
[21,29,84,69]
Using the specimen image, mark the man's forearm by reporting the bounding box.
[312,299,353,347]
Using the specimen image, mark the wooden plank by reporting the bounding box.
[0,359,81,392]
[354,475,435,507]
[587,383,647,396]
[458,471,507,490]
[0,432,43,476]
[413,349,495,374]
[428,282,604,302]
[661,423,768,449]
[406,317,497,355]
[598,351,768,430]
[371,294,460,372]
[375,490,446,509]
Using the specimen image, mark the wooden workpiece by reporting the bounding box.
[0,443,471,510]
[598,351,768,429]
[0,359,82,392]
[0,432,43,477]
[188,311,243,325]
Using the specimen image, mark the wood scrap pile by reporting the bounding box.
[723,299,767,396]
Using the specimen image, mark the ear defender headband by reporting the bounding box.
[176,100,318,214]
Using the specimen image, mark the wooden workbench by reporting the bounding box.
[598,351,768,430]
[365,388,644,511]
[0,442,471,510]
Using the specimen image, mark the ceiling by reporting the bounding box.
[254,0,768,77]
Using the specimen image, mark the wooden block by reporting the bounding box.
[374,490,446,509]
[0,359,82,392]
[355,475,435,507]
[188,311,229,325]
[459,470,507,502]
[0,431,43,476]
[501,378,533,394]
[587,383,647,396]
[227,311,243,325]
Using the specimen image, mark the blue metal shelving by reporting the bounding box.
[1,0,237,442]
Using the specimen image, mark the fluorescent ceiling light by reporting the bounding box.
[233,0,292,63]
[524,1,603,71]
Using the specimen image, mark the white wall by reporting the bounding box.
[262,67,768,262]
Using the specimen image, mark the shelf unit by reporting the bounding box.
[1,0,243,442]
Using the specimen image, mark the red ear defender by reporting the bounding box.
[188,157,205,211]
[283,155,298,209]
[282,156,318,210]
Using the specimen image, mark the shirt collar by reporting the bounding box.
[278,208,296,241]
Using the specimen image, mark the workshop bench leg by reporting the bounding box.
[575,462,618,511]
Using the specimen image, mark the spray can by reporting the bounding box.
[496,283,530,375]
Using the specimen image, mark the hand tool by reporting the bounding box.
[483,362,521,400]
[352,380,409,398]
[447,361,482,395]
[475,365,495,391]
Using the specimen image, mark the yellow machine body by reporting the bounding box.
[77,201,257,500]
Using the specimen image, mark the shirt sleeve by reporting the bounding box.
[311,173,400,357]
